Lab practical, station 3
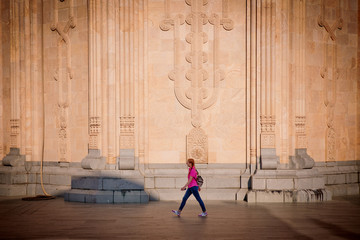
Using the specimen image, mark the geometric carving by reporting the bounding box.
[186,127,208,164]
[10,119,20,148]
[89,117,101,149]
[120,116,135,149]
[318,0,342,162]
[50,0,76,163]
[160,0,233,163]
[295,116,307,149]
[260,115,276,148]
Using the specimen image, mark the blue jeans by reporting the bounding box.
[179,186,206,212]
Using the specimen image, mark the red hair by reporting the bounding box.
[187,158,195,168]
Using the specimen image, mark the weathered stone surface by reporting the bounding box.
[81,150,106,170]
[117,149,135,170]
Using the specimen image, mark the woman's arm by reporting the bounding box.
[181,176,193,191]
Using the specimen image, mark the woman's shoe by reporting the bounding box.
[198,212,208,217]
[172,210,181,217]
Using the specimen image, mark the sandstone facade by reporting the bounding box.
[0,0,359,202]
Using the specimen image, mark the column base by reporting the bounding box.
[2,148,25,167]
[260,148,278,169]
[289,148,315,169]
[117,149,135,170]
[81,149,106,170]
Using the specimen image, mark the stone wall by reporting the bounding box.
[0,0,359,201]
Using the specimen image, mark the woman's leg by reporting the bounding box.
[191,186,207,212]
[179,188,192,211]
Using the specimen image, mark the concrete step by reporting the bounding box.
[64,189,149,204]
[65,176,149,204]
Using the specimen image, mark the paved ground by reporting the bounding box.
[0,195,359,239]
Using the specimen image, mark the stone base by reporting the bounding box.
[289,148,315,169]
[2,148,25,167]
[64,189,149,204]
[81,149,106,170]
[246,189,332,203]
[65,176,148,204]
[260,148,278,169]
[117,149,135,170]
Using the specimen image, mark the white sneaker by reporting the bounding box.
[198,212,208,217]
[172,210,181,216]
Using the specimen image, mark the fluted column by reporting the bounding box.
[3,0,25,167]
[82,0,106,170]
[248,0,258,173]
[289,0,314,169]
[259,0,278,169]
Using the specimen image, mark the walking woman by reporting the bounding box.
[172,158,207,217]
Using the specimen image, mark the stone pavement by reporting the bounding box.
[0,196,359,239]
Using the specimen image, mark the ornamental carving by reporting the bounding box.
[120,116,135,149]
[50,0,76,162]
[160,0,233,163]
[318,0,342,162]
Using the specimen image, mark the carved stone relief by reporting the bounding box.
[50,0,76,163]
[160,0,233,164]
[318,0,342,162]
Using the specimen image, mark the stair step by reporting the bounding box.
[71,176,144,191]
[64,189,149,203]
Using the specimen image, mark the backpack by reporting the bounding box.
[195,169,204,187]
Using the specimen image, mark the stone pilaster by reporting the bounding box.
[82,0,105,170]
[289,0,314,169]
[259,0,278,170]
[3,0,25,167]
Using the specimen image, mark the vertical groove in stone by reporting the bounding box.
[101,0,108,158]
[108,0,116,163]
[25,0,32,160]
[0,0,3,157]
[250,0,257,170]
[115,0,120,161]
[10,0,21,148]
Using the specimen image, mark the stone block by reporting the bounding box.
[345,173,358,184]
[147,189,160,201]
[327,174,346,185]
[256,190,283,202]
[346,184,360,195]
[35,184,71,197]
[156,189,184,201]
[114,190,141,203]
[236,189,248,201]
[246,190,256,203]
[240,174,251,189]
[85,190,114,204]
[140,191,149,203]
[155,177,175,189]
[0,184,27,196]
[207,177,240,189]
[145,177,155,189]
[117,149,135,170]
[252,178,266,190]
[267,179,293,190]
[175,177,187,188]
[102,178,143,191]
[2,148,25,167]
[11,174,27,184]
[64,189,87,202]
[205,189,237,200]
[50,175,71,186]
[312,177,325,189]
[71,176,103,190]
[81,149,106,170]
[260,148,278,170]
[294,178,313,189]
[284,191,294,202]
[0,173,10,184]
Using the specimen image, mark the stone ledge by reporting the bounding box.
[246,189,331,203]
